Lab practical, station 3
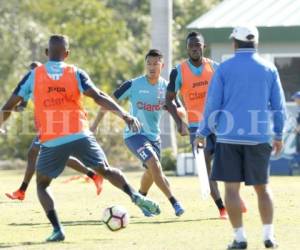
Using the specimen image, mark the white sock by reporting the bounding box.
[234,227,247,242]
[263,224,275,241]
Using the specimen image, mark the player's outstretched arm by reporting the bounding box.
[165,91,189,136]
[84,88,140,132]
[0,94,23,128]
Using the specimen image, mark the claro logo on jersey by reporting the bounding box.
[136,101,164,111]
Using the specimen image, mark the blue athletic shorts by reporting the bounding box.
[36,135,107,178]
[125,134,161,167]
[189,127,216,155]
[211,143,272,185]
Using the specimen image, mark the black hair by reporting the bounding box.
[49,34,69,49]
[145,49,163,60]
[186,31,205,45]
[234,38,255,48]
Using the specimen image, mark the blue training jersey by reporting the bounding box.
[114,75,167,141]
[16,61,96,147]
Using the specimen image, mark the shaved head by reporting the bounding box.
[46,34,70,61]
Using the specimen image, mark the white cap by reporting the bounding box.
[229,25,259,43]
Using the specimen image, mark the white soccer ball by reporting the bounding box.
[102,205,129,231]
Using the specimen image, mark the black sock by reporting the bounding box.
[86,170,95,179]
[169,196,178,206]
[123,184,135,199]
[19,182,28,192]
[215,198,225,210]
[47,210,61,231]
[139,190,147,196]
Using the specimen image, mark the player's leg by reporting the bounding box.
[244,143,277,248]
[35,143,71,241]
[139,169,153,196]
[36,172,64,241]
[212,143,247,249]
[65,156,103,195]
[71,136,160,216]
[190,128,227,218]
[225,182,247,249]
[145,156,184,216]
[125,135,183,216]
[5,137,40,200]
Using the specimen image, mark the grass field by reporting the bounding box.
[0,170,299,250]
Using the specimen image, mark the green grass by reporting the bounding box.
[0,170,299,250]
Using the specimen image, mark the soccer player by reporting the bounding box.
[165,31,228,219]
[112,49,184,216]
[5,62,103,201]
[0,35,160,242]
[194,26,285,249]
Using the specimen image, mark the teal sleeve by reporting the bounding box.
[17,71,34,101]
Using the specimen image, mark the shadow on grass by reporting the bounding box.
[0,241,71,249]
[9,220,103,227]
[130,217,220,225]
[9,217,220,229]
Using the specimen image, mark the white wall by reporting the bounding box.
[210,42,300,62]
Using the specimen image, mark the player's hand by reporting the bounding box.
[193,136,205,153]
[272,139,283,156]
[13,105,25,112]
[177,121,189,136]
[0,128,5,134]
[123,113,141,133]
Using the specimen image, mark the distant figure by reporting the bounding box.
[292,91,300,154]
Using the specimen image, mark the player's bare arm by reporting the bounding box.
[0,94,23,128]
[165,90,189,136]
[84,87,141,132]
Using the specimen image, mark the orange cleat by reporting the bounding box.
[5,189,25,201]
[91,174,103,195]
[219,207,228,220]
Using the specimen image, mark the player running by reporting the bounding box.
[113,49,184,216]
[166,31,230,219]
[0,35,160,242]
[5,62,103,201]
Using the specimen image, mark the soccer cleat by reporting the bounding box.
[132,193,160,216]
[5,189,25,201]
[173,202,184,217]
[91,174,103,195]
[46,229,65,242]
[219,207,229,220]
[140,207,154,217]
[264,239,278,249]
[227,240,247,249]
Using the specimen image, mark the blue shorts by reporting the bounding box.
[36,136,107,178]
[125,134,160,167]
[211,143,272,185]
[189,127,216,155]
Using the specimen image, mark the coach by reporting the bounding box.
[194,25,285,249]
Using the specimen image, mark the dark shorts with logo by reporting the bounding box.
[125,134,160,167]
[36,135,107,178]
[189,127,216,155]
[211,143,272,185]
